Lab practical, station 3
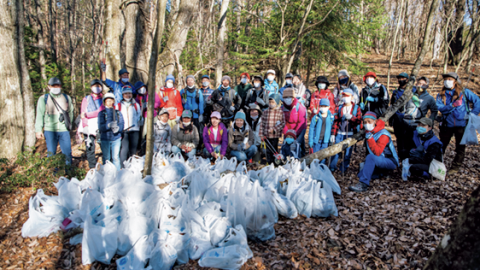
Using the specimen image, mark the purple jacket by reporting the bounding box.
[203,123,228,155]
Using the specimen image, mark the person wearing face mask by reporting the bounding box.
[235,72,253,110]
[98,93,125,170]
[259,94,286,165]
[246,104,263,163]
[281,88,307,157]
[153,108,172,154]
[280,129,301,159]
[244,75,269,111]
[436,72,480,174]
[330,89,363,172]
[116,85,142,167]
[159,74,183,129]
[308,99,335,161]
[134,81,161,121]
[171,110,199,160]
[203,112,229,160]
[199,74,215,137]
[35,77,74,166]
[404,117,443,178]
[100,64,134,106]
[292,74,310,107]
[208,75,242,126]
[332,69,359,106]
[264,70,279,96]
[180,75,204,147]
[309,76,336,117]
[77,79,104,168]
[228,111,257,162]
[360,71,389,117]
[389,72,411,160]
[279,73,294,98]
[349,112,398,193]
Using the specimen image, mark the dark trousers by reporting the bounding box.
[84,134,97,169]
[410,163,430,177]
[439,126,465,168]
[393,119,414,161]
[192,118,202,148]
[120,131,140,168]
[265,138,279,164]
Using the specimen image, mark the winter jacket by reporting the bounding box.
[180,87,204,119]
[294,83,308,102]
[116,100,142,132]
[399,88,438,127]
[203,123,229,156]
[332,102,363,136]
[79,94,103,135]
[159,86,183,120]
[409,130,443,165]
[201,86,215,120]
[246,117,262,146]
[333,82,359,106]
[365,119,399,166]
[281,99,307,136]
[309,89,336,115]
[309,111,335,146]
[98,107,125,141]
[103,79,134,105]
[244,88,269,111]
[153,118,172,153]
[171,122,199,148]
[360,82,390,117]
[136,92,162,119]
[235,83,253,109]
[436,88,480,128]
[207,87,241,120]
[264,79,280,96]
[35,93,74,133]
[228,123,255,151]
[281,140,301,159]
[259,105,286,139]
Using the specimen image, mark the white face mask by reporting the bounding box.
[320,107,329,114]
[121,78,129,83]
[284,98,293,105]
[241,78,247,84]
[202,81,209,87]
[267,75,275,81]
[183,122,191,126]
[187,84,195,89]
[91,86,102,94]
[254,82,261,88]
[269,103,276,109]
[166,82,174,88]
[318,83,326,90]
[444,80,454,89]
[251,115,259,120]
[124,97,132,102]
[138,87,146,94]
[50,87,61,95]
[343,96,352,104]
[365,123,375,131]
[366,78,375,86]
[286,79,292,85]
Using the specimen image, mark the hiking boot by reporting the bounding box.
[449,166,460,175]
[348,182,368,193]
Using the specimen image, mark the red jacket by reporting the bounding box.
[366,119,389,156]
[309,89,336,115]
[159,87,183,119]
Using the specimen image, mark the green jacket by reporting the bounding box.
[35,93,74,133]
[235,83,252,108]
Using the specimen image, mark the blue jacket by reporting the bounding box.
[264,79,280,96]
[103,79,134,105]
[180,87,204,119]
[309,111,335,147]
[98,107,125,141]
[436,88,480,127]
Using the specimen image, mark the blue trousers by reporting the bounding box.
[101,138,122,170]
[359,154,397,185]
[312,142,331,167]
[172,146,197,159]
[204,145,222,158]
[296,129,306,158]
[230,145,258,162]
[44,131,72,165]
[330,134,354,172]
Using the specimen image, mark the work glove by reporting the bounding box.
[365,132,373,140]
[163,96,169,103]
[312,108,318,115]
[330,135,336,143]
[366,96,375,102]
[112,126,120,133]
[199,115,204,123]
[100,62,106,72]
[108,121,118,129]
[344,113,353,120]
[360,103,365,110]
[230,106,236,112]
[85,136,93,148]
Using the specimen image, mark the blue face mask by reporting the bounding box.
[416,126,427,134]
[285,138,294,144]
[339,77,349,85]
[241,78,247,84]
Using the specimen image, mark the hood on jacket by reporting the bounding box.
[372,119,386,134]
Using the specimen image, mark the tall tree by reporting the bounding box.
[215,0,229,86]
[103,0,122,81]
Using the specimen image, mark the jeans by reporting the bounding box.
[101,138,122,170]
[172,146,197,159]
[44,131,72,165]
[84,134,97,169]
[359,154,397,185]
[296,129,306,158]
[440,126,465,168]
[230,145,258,162]
[120,131,139,168]
[312,142,329,165]
[204,145,222,158]
[330,134,354,172]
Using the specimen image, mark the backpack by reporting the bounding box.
[116,102,139,112]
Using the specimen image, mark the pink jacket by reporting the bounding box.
[281,98,307,136]
[80,94,103,128]
[136,93,161,118]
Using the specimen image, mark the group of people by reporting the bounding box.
[35,64,480,192]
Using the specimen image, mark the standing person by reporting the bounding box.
[348,112,398,193]
[98,93,125,170]
[159,74,183,129]
[332,69,359,106]
[259,94,286,165]
[116,85,142,167]
[278,73,294,98]
[360,71,389,117]
[389,72,410,160]
[436,72,480,174]
[235,72,253,110]
[281,88,307,157]
[134,81,162,141]
[246,104,263,163]
[100,63,134,105]
[330,89,363,172]
[180,75,204,147]
[308,99,335,164]
[77,79,104,169]
[207,76,241,126]
[310,76,336,116]
[264,70,279,96]
[203,112,229,160]
[35,77,74,166]
[199,75,215,140]
[244,75,269,111]
[228,111,257,162]
[292,74,310,107]
[153,108,172,154]
[171,110,199,160]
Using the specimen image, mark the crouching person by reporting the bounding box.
[154,108,172,154]
[98,93,125,170]
[281,129,301,159]
[171,110,199,159]
[228,111,257,162]
[349,112,399,192]
[203,112,228,159]
[407,117,443,178]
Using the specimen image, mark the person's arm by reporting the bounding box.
[366,134,390,156]
[35,96,46,133]
[171,126,181,147]
[380,85,390,111]
[85,99,103,119]
[308,116,317,147]
[192,126,200,147]
[259,114,266,138]
[466,89,480,115]
[332,113,339,136]
[436,94,454,114]
[203,126,214,153]
[228,127,237,150]
[275,110,286,136]
[234,92,242,111]
[353,104,363,129]
[117,111,125,132]
[428,96,438,122]
[221,126,229,156]
[98,110,108,133]
[328,92,336,114]
[67,96,74,122]
[410,142,442,165]
[175,90,183,117]
[199,91,204,116]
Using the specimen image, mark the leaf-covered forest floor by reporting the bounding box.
[1,53,480,269]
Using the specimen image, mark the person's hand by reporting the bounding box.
[211,152,217,159]
[365,132,373,139]
[453,99,463,107]
[181,145,187,151]
[230,106,235,111]
[366,96,375,102]
[112,126,120,133]
[268,128,274,134]
[187,147,192,152]
[100,62,106,72]
[36,132,44,140]
[163,96,169,103]
[312,108,318,115]
[245,142,250,149]
[360,103,365,110]
[344,113,352,120]
[108,121,118,129]
[81,112,86,119]
[330,135,336,143]
[199,115,204,123]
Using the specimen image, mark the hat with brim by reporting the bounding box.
[248,104,263,117]
[103,92,115,103]
[419,117,433,127]
[211,111,221,119]
[442,72,460,83]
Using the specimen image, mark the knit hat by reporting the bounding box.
[241,72,250,80]
[122,85,133,94]
[315,76,330,87]
[234,111,246,122]
[266,69,276,76]
[419,117,433,127]
[442,72,460,83]
[417,76,430,86]
[165,74,175,83]
[182,110,192,118]
[319,98,330,106]
[103,92,115,103]
[269,94,281,106]
[282,88,295,98]
[211,111,221,119]
[48,77,62,86]
[285,73,294,79]
[363,71,377,83]
[186,75,195,81]
[221,75,231,85]
[338,69,350,78]
[202,74,210,80]
[342,88,354,96]
[253,75,264,86]
[118,68,129,76]
[285,129,297,139]
[397,72,409,79]
[158,108,169,116]
[363,111,377,120]
[90,79,102,87]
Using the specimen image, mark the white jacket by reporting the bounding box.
[116,100,142,132]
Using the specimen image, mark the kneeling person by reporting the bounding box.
[171,110,199,159]
[228,111,257,162]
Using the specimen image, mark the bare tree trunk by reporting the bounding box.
[48,0,57,63]
[34,0,48,92]
[387,0,405,92]
[67,0,78,114]
[215,0,229,86]
[103,0,123,81]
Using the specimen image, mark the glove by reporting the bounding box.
[256,97,265,106]
[453,99,463,107]
[199,115,204,123]
[230,106,235,112]
[365,132,373,139]
[360,103,365,110]
[312,108,318,115]
[176,116,181,123]
[330,135,336,143]
[344,113,353,120]
[108,121,118,129]
[163,96,169,102]
[112,126,120,133]
[100,62,106,72]
[366,96,375,102]
[76,133,84,145]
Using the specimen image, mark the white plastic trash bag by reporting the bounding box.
[218,225,250,249]
[311,181,338,218]
[198,245,253,270]
[82,215,119,265]
[272,192,298,219]
[55,177,82,212]
[310,160,341,195]
[150,243,177,270]
[245,181,276,241]
[460,113,480,145]
[429,159,447,181]
[22,190,64,238]
[116,235,153,270]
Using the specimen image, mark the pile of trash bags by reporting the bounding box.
[22,153,339,269]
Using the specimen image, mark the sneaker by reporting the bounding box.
[348,182,369,192]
